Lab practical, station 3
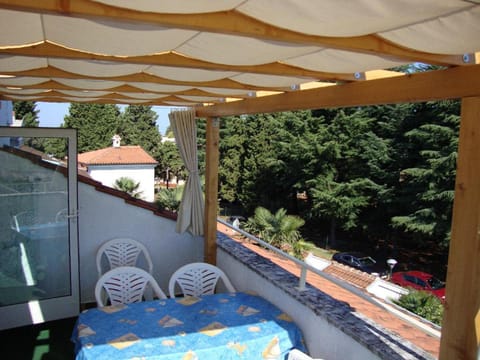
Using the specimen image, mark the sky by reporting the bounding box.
[36,102,175,135]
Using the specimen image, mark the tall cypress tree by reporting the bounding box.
[218,115,248,203]
[64,103,121,153]
[118,105,162,158]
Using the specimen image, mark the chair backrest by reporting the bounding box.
[96,238,153,278]
[94,266,167,307]
[168,262,236,298]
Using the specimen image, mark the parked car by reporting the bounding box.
[391,271,446,300]
[332,251,387,278]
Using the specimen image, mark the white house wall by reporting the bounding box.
[88,164,156,202]
[77,181,203,304]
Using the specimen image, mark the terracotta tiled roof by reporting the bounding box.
[78,146,157,166]
[323,262,377,289]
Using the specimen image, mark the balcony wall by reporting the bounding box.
[216,233,435,360]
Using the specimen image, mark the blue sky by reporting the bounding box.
[36,102,174,134]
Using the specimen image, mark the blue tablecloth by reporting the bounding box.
[71,292,306,360]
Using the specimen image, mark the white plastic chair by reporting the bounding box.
[168,262,236,298]
[288,349,322,360]
[96,238,153,278]
[94,266,167,307]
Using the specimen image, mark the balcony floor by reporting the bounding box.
[0,316,76,359]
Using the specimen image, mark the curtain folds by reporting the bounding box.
[168,108,204,236]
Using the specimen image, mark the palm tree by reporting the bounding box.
[156,186,183,212]
[113,177,143,199]
[244,207,310,258]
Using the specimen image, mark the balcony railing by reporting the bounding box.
[217,218,393,307]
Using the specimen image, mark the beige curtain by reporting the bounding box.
[168,108,204,235]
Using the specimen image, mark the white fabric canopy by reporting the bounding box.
[168,109,205,236]
[0,1,478,105]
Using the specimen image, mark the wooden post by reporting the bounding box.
[440,97,480,360]
[204,117,220,265]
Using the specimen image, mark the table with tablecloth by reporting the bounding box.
[71,291,306,360]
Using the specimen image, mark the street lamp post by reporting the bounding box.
[386,258,398,279]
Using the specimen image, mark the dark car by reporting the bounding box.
[391,271,446,301]
[332,251,387,277]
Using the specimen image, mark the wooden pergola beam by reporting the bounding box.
[197,64,480,117]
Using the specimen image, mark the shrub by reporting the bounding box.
[156,186,183,212]
[393,289,444,326]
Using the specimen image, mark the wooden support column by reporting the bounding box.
[440,97,480,360]
[204,117,220,265]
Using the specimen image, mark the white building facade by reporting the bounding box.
[78,135,158,202]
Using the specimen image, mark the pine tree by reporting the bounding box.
[390,100,459,247]
[305,109,389,246]
[118,105,162,158]
[64,103,121,153]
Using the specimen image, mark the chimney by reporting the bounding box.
[112,134,121,148]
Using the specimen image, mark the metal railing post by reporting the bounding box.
[297,266,307,291]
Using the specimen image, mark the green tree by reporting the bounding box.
[13,101,43,150]
[43,137,68,159]
[157,141,185,185]
[354,103,418,242]
[214,102,459,254]
[64,103,121,153]
[113,177,143,198]
[390,100,459,248]
[218,113,297,213]
[304,109,389,246]
[218,115,248,203]
[254,111,321,213]
[13,101,39,127]
[118,105,162,158]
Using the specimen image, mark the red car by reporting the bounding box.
[391,271,446,300]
